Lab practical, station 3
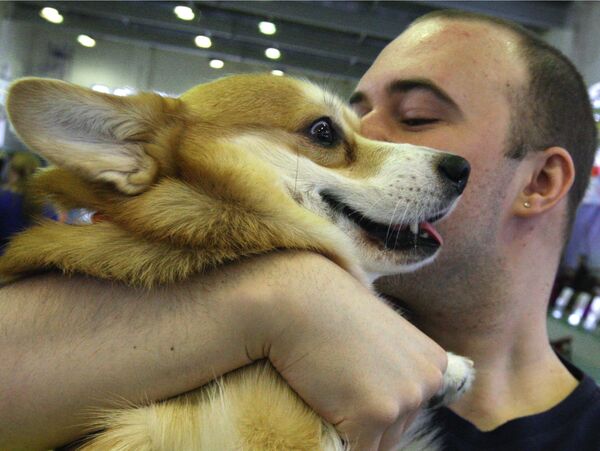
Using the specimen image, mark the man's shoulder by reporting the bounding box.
[550,371,600,450]
[434,365,600,451]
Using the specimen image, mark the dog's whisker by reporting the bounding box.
[394,203,411,250]
[294,151,300,195]
[385,197,402,245]
[414,200,428,249]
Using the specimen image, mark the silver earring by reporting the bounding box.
[523,201,531,208]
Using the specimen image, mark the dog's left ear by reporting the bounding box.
[7,78,181,194]
[513,146,575,217]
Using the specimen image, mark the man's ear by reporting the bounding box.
[7,78,179,194]
[514,147,575,217]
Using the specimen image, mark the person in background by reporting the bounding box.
[0,151,57,253]
[563,161,600,273]
[0,151,7,181]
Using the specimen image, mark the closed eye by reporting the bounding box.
[402,118,440,127]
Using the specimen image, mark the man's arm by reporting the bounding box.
[1,255,268,449]
[0,251,447,451]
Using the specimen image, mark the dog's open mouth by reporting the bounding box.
[320,192,444,251]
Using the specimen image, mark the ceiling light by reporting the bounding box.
[194,35,212,49]
[91,84,110,94]
[271,70,284,76]
[113,87,134,97]
[209,59,224,69]
[259,21,276,35]
[174,5,195,21]
[40,7,63,24]
[77,34,96,48]
[265,48,281,60]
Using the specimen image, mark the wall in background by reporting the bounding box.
[544,1,600,87]
[2,4,598,112]
[0,10,354,152]
[0,14,356,101]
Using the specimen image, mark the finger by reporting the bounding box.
[342,424,383,451]
[378,410,419,450]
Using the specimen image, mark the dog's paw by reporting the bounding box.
[428,352,475,408]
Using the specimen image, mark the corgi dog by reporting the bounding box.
[0,74,474,450]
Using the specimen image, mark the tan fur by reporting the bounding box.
[0,74,473,449]
[0,77,364,287]
[0,168,359,287]
[77,363,344,451]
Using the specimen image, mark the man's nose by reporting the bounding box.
[359,110,393,142]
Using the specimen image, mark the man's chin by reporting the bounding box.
[373,272,427,311]
[361,248,441,278]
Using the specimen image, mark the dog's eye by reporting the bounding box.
[309,118,337,146]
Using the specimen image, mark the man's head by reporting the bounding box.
[412,11,596,230]
[353,11,596,323]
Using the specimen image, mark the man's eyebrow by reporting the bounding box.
[388,79,461,112]
[349,79,462,114]
[348,78,463,116]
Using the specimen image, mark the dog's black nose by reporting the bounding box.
[438,155,470,195]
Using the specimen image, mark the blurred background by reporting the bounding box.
[0,1,599,377]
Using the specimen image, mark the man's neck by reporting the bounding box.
[448,343,578,431]
[417,290,578,431]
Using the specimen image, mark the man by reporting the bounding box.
[357,11,599,450]
[1,10,598,451]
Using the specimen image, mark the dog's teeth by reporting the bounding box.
[419,231,430,238]
[410,221,419,235]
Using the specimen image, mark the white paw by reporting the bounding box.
[429,352,475,408]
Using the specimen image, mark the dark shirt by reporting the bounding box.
[434,359,600,450]
[0,189,28,251]
[0,189,56,252]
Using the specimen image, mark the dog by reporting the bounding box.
[0,74,474,450]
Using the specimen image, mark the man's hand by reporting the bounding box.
[250,252,448,450]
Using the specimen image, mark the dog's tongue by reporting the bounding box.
[420,221,443,246]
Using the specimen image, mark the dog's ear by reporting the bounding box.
[7,78,180,194]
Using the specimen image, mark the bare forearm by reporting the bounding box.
[0,255,282,450]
